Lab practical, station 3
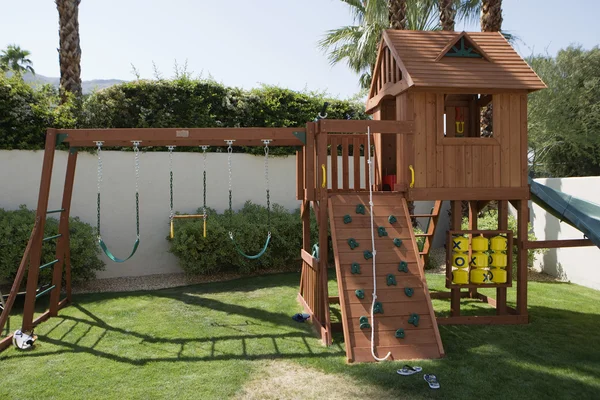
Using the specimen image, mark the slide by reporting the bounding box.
[529,177,600,248]
[329,193,444,362]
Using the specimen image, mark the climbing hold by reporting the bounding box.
[408,313,420,327]
[355,289,365,299]
[393,238,403,247]
[386,274,397,286]
[377,226,388,237]
[373,301,383,314]
[343,214,352,224]
[359,316,370,329]
[398,261,409,273]
[356,204,365,215]
[405,287,414,297]
[351,262,361,274]
[348,238,359,250]
[363,250,373,260]
[395,328,405,339]
[388,215,397,224]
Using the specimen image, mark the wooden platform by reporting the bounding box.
[329,193,444,363]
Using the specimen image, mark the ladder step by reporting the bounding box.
[415,233,434,237]
[411,214,435,218]
[35,285,56,299]
[43,234,62,242]
[39,259,59,270]
[46,209,65,214]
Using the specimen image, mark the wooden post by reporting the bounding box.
[450,201,462,317]
[22,129,57,331]
[49,147,78,315]
[496,200,509,315]
[516,200,529,317]
[316,126,331,344]
[468,201,478,299]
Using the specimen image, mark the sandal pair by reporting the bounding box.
[396,365,440,389]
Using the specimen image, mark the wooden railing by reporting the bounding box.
[327,134,370,192]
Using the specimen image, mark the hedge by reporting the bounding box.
[0,206,105,285]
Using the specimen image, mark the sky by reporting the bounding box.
[1,0,599,99]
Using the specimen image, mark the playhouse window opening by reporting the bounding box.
[443,93,493,138]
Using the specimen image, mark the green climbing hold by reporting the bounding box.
[377,226,388,237]
[355,289,365,299]
[393,238,403,247]
[363,250,373,260]
[408,313,420,327]
[351,262,361,274]
[373,301,383,314]
[356,204,365,215]
[388,215,397,224]
[395,328,405,339]
[405,287,414,297]
[386,274,397,286]
[359,316,370,329]
[348,238,359,250]
[398,261,409,273]
[343,214,352,224]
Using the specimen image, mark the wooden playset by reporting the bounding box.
[2,31,595,362]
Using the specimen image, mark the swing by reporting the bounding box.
[95,141,141,263]
[226,139,271,260]
[168,145,209,239]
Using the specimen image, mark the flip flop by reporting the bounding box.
[396,365,422,376]
[424,374,440,389]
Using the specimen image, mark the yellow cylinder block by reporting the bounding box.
[471,235,489,251]
[452,268,469,284]
[452,236,468,253]
[470,251,489,268]
[452,252,469,268]
[489,267,507,283]
[470,268,489,284]
[491,235,508,252]
[490,252,508,268]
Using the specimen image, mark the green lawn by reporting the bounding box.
[1,272,599,399]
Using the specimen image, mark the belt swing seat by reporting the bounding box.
[167,145,209,239]
[226,139,272,260]
[95,141,141,263]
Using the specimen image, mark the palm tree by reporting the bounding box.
[438,0,455,31]
[0,45,35,75]
[56,0,82,102]
[481,0,503,31]
[389,0,407,29]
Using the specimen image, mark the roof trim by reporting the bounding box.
[434,31,492,62]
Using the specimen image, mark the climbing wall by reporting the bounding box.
[329,193,444,363]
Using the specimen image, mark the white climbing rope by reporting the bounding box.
[367,126,392,362]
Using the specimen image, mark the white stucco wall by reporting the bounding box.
[531,177,600,290]
[0,150,301,279]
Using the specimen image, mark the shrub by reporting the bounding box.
[168,201,326,275]
[0,205,105,285]
[461,209,544,270]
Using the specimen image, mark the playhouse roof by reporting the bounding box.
[366,30,546,111]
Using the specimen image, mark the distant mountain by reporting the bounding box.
[19,72,125,94]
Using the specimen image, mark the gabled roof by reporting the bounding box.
[367,30,546,112]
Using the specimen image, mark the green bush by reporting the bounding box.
[0,73,75,150]
[0,205,105,284]
[462,209,544,271]
[168,201,326,275]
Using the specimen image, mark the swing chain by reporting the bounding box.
[263,140,271,234]
[226,140,234,233]
[202,146,208,219]
[96,141,104,239]
[133,141,141,238]
[168,145,175,221]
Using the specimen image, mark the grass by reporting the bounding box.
[1,271,599,399]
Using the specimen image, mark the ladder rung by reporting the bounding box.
[43,234,62,242]
[39,259,59,270]
[415,233,434,237]
[46,209,65,214]
[36,285,56,299]
[411,214,435,218]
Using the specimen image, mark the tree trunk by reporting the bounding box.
[480,0,502,136]
[481,0,503,32]
[56,0,82,103]
[389,0,407,30]
[439,0,456,31]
